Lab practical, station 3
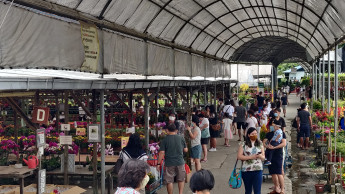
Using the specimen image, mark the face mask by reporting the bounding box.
[274,113,278,117]
[270,126,275,132]
[139,175,150,190]
[249,135,257,141]
[191,123,194,127]
[169,116,175,121]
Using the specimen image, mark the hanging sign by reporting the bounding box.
[80,21,99,73]
[76,128,86,136]
[88,124,101,142]
[36,129,46,148]
[60,124,70,131]
[32,107,50,124]
[121,137,129,149]
[38,169,46,194]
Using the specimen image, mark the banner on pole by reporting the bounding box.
[80,21,99,73]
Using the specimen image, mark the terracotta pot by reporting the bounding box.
[315,184,324,193]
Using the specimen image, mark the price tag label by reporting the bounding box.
[38,169,46,194]
[36,129,45,148]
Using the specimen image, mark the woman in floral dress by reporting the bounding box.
[237,127,265,194]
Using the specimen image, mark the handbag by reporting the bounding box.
[114,153,124,174]
[229,159,242,189]
[211,123,221,131]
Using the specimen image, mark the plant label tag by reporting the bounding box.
[61,124,70,131]
[60,135,72,145]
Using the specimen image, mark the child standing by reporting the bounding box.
[264,124,283,166]
[222,113,233,147]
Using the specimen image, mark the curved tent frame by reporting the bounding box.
[12,0,344,67]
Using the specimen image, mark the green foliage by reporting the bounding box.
[277,63,299,76]
[312,100,322,110]
[300,77,310,86]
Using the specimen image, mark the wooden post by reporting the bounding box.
[55,92,60,131]
[63,91,69,185]
[129,92,133,127]
[14,108,19,161]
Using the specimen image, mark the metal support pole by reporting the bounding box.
[237,64,239,95]
[144,89,150,151]
[328,48,331,113]
[63,91,69,185]
[319,58,322,100]
[271,66,274,101]
[172,86,176,114]
[100,90,105,194]
[312,63,316,100]
[204,86,207,105]
[214,84,217,112]
[311,63,314,110]
[315,62,318,100]
[222,83,225,100]
[334,39,339,155]
[322,54,325,111]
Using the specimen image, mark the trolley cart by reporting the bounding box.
[146,159,164,194]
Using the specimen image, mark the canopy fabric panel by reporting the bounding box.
[174,50,192,77]
[223,63,231,79]
[147,43,174,76]
[0,3,84,70]
[34,0,345,67]
[191,54,205,78]
[103,32,146,75]
[205,58,217,78]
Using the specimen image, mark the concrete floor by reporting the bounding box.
[156,94,301,194]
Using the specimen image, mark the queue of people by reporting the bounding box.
[114,91,293,194]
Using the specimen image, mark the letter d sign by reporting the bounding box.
[37,109,45,122]
[32,107,50,124]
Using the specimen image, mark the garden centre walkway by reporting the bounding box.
[157,94,300,194]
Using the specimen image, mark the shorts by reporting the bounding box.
[282,105,287,110]
[201,138,209,145]
[191,144,202,159]
[237,122,246,130]
[164,165,186,184]
[299,124,310,138]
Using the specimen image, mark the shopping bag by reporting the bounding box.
[229,160,242,189]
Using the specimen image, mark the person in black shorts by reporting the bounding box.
[235,100,247,141]
[297,103,312,149]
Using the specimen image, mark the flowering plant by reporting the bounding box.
[105,144,114,155]
[149,142,160,156]
[0,139,19,165]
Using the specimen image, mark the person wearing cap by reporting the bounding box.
[186,115,202,171]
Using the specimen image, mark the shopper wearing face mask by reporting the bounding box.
[186,115,202,171]
[263,124,287,194]
[167,113,183,136]
[237,127,265,194]
[115,159,150,194]
[268,109,286,132]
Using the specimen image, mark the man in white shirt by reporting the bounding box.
[223,99,234,118]
[246,110,258,135]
